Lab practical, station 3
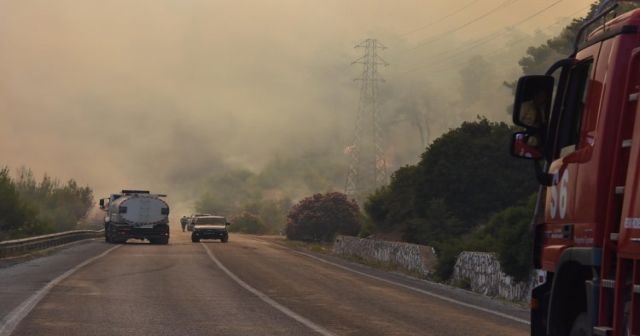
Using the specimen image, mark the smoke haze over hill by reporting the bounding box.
[0,0,593,211]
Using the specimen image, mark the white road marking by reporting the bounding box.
[201,244,336,336]
[0,245,121,336]
[288,248,530,325]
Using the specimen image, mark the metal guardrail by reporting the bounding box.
[0,229,104,258]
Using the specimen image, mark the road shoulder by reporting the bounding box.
[247,235,530,324]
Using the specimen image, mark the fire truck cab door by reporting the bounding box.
[544,44,599,260]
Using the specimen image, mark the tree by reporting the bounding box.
[244,198,292,234]
[229,212,268,234]
[8,167,94,236]
[413,118,536,227]
[366,118,536,240]
[195,169,258,215]
[363,118,537,280]
[516,2,640,79]
[286,192,362,242]
[402,199,464,246]
[466,194,536,282]
[364,165,419,232]
[0,168,34,240]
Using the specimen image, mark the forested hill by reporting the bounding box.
[0,167,93,241]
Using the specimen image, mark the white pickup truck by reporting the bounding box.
[190,215,230,243]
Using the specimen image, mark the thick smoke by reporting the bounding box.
[0,0,590,213]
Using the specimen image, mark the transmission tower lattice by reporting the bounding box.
[345,39,389,200]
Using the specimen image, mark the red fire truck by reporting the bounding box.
[511,2,640,335]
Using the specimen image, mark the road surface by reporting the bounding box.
[0,228,528,335]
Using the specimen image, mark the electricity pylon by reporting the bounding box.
[345,39,388,201]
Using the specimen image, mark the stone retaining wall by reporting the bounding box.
[452,251,531,302]
[333,235,437,276]
[332,236,531,302]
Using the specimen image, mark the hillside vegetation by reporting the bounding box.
[195,150,345,235]
[0,167,93,241]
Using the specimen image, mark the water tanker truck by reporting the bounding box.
[99,190,170,244]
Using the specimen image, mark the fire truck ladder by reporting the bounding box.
[594,49,640,336]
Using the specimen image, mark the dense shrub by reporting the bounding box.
[243,198,292,234]
[195,149,344,235]
[429,196,534,282]
[364,165,419,232]
[465,194,536,282]
[286,192,362,242]
[431,239,465,282]
[229,212,268,234]
[0,168,36,240]
[365,119,536,246]
[0,166,94,240]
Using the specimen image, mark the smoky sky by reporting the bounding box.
[0,0,593,208]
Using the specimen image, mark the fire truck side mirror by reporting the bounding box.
[510,131,543,160]
[513,75,554,129]
[99,199,105,209]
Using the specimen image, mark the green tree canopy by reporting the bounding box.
[0,166,94,240]
[229,212,268,234]
[413,118,536,226]
[286,192,362,242]
[516,2,640,78]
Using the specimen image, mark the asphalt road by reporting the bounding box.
[0,228,529,336]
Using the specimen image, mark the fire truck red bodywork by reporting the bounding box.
[513,6,640,336]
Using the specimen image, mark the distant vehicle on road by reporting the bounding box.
[191,215,230,243]
[186,213,213,232]
[99,190,170,244]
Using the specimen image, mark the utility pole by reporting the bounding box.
[345,39,389,201]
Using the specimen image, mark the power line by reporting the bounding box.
[400,0,480,37]
[422,36,536,77]
[398,0,566,75]
[409,3,594,78]
[404,0,523,53]
[568,4,594,17]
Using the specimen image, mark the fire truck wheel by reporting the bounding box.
[569,313,589,336]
